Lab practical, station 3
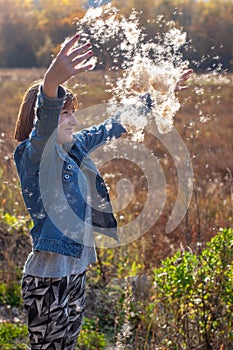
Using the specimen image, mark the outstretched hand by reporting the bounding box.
[43,33,94,98]
[175,69,193,92]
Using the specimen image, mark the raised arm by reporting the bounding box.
[42,33,93,98]
[75,94,153,153]
[28,34,94,162]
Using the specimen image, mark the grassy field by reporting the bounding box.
[0,68,232,349]
[0,67,232,277]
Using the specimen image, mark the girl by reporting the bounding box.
[14,33,128,349]
[14,33,192,349]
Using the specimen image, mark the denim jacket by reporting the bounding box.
[14,86,152,258]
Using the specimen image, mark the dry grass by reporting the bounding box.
[0,69,232,275]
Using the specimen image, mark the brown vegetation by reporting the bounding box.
[0,69,232,277]
[0,0,233,71]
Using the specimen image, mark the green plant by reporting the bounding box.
[77,317,107,349]
[0,323,29,349]
[0,282,22,307]
[151,228,233,349]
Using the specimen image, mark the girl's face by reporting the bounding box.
[57,106,78,144]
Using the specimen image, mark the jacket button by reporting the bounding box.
[64,174,70,180]
[67,164,72,170]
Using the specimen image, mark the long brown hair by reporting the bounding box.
[14,81,78,142]
[14,81,41,142]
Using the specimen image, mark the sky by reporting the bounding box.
[86,0,112,8]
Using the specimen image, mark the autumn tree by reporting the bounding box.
[0,0,232,70]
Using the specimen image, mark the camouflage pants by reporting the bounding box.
[22,271,86,350]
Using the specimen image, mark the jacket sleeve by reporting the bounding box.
[76,93,152,153]
[28,86,65,163]
[75,115,127,153]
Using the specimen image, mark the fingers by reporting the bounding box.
[175,83,189,92]
[175,85,188,92]
[71,50,93,67]
[74,63,94,75]
[59,33,80,55]
[175,69,193,92]
[60,34,92,61]
[178,69,193,84]
[68,54,94,76]
[68,41,92,59]
[180,69,193,82]
[59,35,94,73]
[68,43,93,65]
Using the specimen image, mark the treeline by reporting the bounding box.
[0,0,232,71]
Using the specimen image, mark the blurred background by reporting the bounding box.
[0,0,232,71]
[0,1,232,349]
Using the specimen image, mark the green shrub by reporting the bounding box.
[0,323,28,349]
[152,228,233,349]
[77,317,107,349]
[0,282,22,307]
